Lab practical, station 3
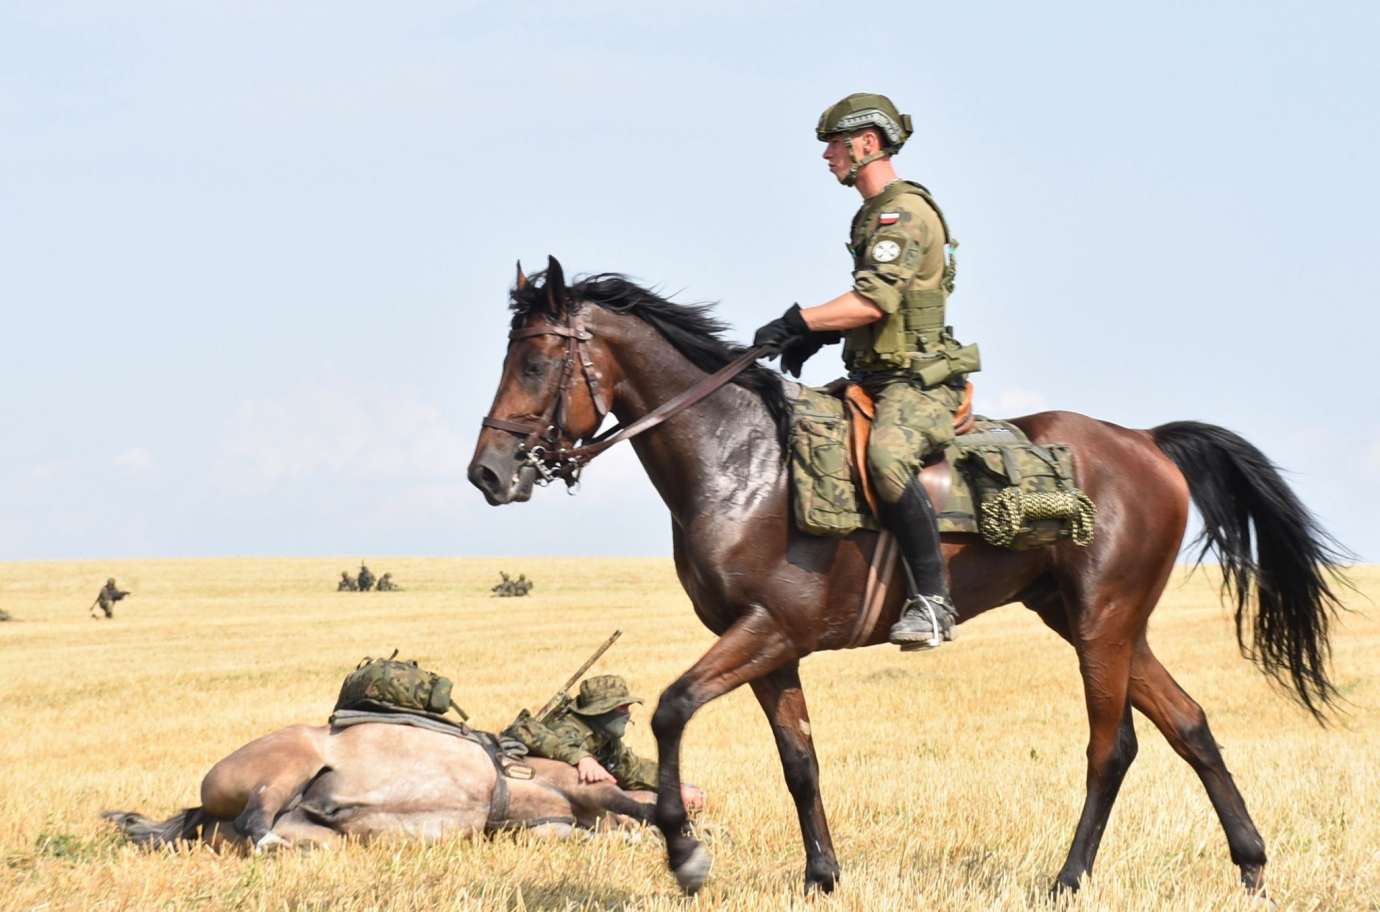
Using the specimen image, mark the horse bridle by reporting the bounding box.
[480,306,767,491]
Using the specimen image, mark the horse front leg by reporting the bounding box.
[749,662,840,894]
[651,606,797,895]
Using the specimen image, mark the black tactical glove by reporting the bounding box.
[752,304,811,356]
[780,330,842,378]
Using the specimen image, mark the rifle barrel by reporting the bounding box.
[535,629,622,721]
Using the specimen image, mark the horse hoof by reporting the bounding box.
[673,844,712,895]
[1049,875,1081,897]
[254,832,287,854]
[1240,864,1267,894]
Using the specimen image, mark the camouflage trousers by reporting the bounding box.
[860,376,962,504]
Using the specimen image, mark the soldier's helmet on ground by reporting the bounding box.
[569,675,642,716]
[816,92,912,154]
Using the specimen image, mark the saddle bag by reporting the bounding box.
[787,386,878,537]
[334,651,469,723]
[960,442,1095,550]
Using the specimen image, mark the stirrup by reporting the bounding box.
[890,595,952,651]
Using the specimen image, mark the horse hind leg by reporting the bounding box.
[259,807,341,850]
[1022,581,1141,893]
[1130,643,1267,894]
[199,726,328,851]
[1055,638,1139,894]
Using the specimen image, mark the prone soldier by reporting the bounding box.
[376,573,402,592]
[504,674,704,810]
[492,572,533,597]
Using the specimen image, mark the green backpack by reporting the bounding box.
[334,651,469,722]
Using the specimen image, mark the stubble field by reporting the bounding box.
[0,558,1376,911]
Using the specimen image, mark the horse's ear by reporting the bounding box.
[514,260,528,291]
[544,255,569,316]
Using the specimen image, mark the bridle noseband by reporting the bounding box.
[480,308,610,491]
[480,306,768,493]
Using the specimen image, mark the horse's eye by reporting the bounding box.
[522,358,546,379]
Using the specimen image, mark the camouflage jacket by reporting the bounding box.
[506,710,657,790]
[98,582,128,606]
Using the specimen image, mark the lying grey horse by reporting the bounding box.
[106,720,667,849]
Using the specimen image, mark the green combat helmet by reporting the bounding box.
[568,675,642,716]
[816,92,913,186]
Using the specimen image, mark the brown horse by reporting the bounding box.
[106,721,658,850]
[468,258,1348,897]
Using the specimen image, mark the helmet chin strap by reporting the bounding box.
[838,135,888,187]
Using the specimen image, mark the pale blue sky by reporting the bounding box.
[3,1,1377,560]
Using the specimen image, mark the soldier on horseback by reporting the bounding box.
[753,92,980,650]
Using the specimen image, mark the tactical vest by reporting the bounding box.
[842,181,980,386]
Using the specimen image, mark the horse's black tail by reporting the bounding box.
[102,807,212,847]
[1152,420,1353,721]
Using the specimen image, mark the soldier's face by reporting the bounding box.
[822,136,854,180]
[822,131,880,181]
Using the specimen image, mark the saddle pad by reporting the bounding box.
[330,709,534,779]
[786,380,1091,548]
[329,707,471,738]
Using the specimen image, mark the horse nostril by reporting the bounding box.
[475,464,502,494]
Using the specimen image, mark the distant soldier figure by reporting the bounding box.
[357,563,376,592]
[92,578,129,619]
[0,608,11,622]
[492,572,533,597]
[376,573,402,592]
[504,675,703,808]
[337,572,358,592]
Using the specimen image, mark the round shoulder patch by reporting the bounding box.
[871,239,902,263]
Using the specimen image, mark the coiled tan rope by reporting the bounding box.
[979,488,1096,548]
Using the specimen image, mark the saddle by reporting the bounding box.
[840,381,974,521]
[787,380,1094,549]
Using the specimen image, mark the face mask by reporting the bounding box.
[592,709,629,739]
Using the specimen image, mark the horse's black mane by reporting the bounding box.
[509,272,791,447]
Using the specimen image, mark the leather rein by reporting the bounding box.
[480,307,768,491]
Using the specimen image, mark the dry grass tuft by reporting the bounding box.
[1,558,1376,911]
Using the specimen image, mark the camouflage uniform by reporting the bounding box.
[492,572,533,597]
[376,573,400,592]
[95,578,128,618]
[820,93,980,648]
[503,675,657,790]
[357,563,376,592]
[338,572,358,591]
[846,180,970,503]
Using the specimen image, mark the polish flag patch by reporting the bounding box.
[878,212,900,225]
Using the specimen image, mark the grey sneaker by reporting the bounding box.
[889,595,956,650]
